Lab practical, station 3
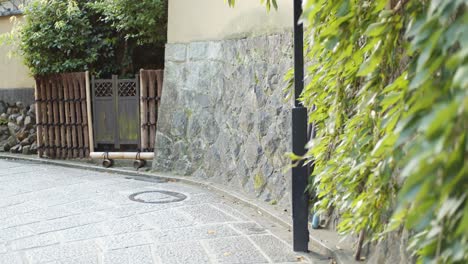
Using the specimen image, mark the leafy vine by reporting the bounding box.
[301,0,467,262]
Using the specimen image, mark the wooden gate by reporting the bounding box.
[91,75,140,151]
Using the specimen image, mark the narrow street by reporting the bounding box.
[0,159,326,264]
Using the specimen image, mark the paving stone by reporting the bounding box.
[0,226,34,243]
[25,241,97,263]
[0,203,40,220]
[98,232,152,250]
[157,241,210,264]
[52,199,112,214]
[250,235,306,263]
[0,253,23,264]
[153,224,240,243]
[11,232,58,251]
[179,204,237,224]
[103,245,154,264]
[141,209,195,229]
[60,224,107,242]
[211,203,250,221]
[27,213,106,234]
[104,216,152,235]
[0,160,317,264]
[206,236,269,263]
[231,222,268,235]
[47,255,99,264]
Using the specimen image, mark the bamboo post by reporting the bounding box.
[148,71,157,151]
[34,80,43,158]
[85,71,94,154]
[72,74,84,158]
[80,72,89,157]
[51,76,61,159]
[45,77,55,158]
[58,75,66,158]
[69,74,79,158]
[140,69,148,152]
[63,74,73,158]
[40,78,49,157]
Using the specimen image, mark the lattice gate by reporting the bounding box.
[91,75,140,151]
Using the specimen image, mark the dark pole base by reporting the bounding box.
[292,106,310,252]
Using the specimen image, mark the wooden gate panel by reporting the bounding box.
[92,78,115,147]
[117,78,140,146]
[92,75,140,150]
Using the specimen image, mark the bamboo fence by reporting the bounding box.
[139,69,164,152]
[34,72,90,159]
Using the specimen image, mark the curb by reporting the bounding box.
[0,153,354,263]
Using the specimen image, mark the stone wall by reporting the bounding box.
[0,100,38,154]
[153,32,294,208]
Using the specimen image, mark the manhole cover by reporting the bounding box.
[129,190,187,204]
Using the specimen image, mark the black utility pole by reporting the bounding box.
[291,0,309,252]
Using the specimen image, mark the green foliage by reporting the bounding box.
[15,0,98,75]
[301,0,467,262]
[226,0,278,11]
[0,0,167,76]
[89,0,167,45]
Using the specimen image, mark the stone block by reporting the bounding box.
[165,43,187,62]
[153,224,239,243]
[103,245,154,264]
[157,241,210,264]
[206,236,268,263]
[250,235,303,263]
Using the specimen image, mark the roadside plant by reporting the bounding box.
[301,0,467,262]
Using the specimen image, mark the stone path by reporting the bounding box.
[0,159,328,264]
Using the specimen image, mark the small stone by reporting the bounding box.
[16,115,25,126]
[9,144,22,153]
[27,133,37,143]
[0,101,6,114]
[20,138,31,146]
[0,113,7,119]
[2,136,18,151]
[0,125,8,135]
[24,116,35,129]
[16,101,24,109]
[22,145,31,155]
[16,130,29,141]
[8,114,19,123]
[8,122,20,135]
[30,143,38,154]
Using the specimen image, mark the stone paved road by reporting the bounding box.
[0,159,327,264]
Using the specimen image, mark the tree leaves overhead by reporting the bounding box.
[0,0,167,76]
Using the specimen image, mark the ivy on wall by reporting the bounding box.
[301,0,467,262]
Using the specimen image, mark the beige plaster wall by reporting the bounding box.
[0,15,34,89]
[168,0,293,43]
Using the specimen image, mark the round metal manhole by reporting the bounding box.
[128,190,187,204]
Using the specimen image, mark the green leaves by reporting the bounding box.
[2,0,168,76]
[300,0,467,262]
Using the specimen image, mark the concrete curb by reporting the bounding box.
[0,153,356,263]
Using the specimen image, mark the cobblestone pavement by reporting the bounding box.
[0,159,327,264]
